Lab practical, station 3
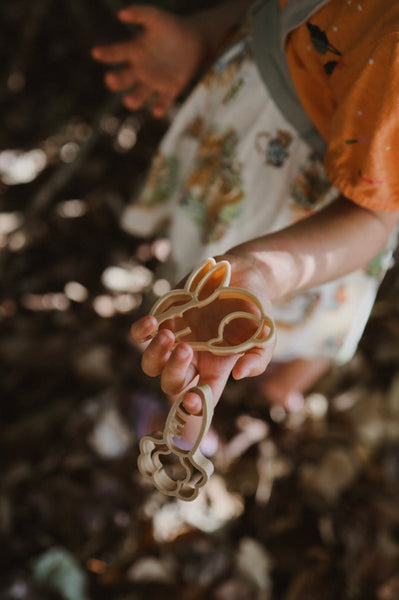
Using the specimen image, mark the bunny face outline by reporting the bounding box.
[150,257,275,355]
[137,384,214,501]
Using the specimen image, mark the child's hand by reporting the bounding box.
[130,255,275,414]
[91,5,207,117]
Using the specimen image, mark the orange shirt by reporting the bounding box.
[281,0,399,211]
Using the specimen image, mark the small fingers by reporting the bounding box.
[130,315,157,343]
[141,328,175,377]
[151,92,174,118]
[160,343,196,396]
[105,67,136,91]
[123,83,153,111]
[232,347,272,380]
[91,40,134,65]
[182,391,204,416]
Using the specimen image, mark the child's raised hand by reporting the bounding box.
[91,5,207,117]
[130,255,276,414]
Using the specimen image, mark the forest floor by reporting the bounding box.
[1,1,399,599]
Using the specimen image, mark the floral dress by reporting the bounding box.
[121,6,396,364]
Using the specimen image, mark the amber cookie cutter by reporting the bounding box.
[137,257,275,500]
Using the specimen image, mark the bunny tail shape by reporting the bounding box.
[137,384,214,501]
[149,257,276,355]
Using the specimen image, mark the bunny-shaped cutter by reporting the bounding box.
[137,257,276,500]
[149,256,276,354]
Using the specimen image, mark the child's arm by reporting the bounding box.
[230,195,399,301]
[131,197,399,414]
[91,1,254,117]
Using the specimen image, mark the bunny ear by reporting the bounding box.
[186,258,231,303]
[185,257,216,293]
[195,260,231,302]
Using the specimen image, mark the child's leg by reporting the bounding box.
[258,357,331,409]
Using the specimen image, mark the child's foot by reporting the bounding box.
[257,357,331,410]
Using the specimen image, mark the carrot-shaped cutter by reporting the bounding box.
[137,384,214,501]
[137,257,275,500]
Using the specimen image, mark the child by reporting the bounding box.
[92,0,399,417]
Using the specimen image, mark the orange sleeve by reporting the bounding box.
[324,32,399,212]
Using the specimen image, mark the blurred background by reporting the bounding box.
[1,1,399,599]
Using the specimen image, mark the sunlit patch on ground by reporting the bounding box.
[0,149,47,185]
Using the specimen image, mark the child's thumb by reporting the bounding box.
[232,347,272,380]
